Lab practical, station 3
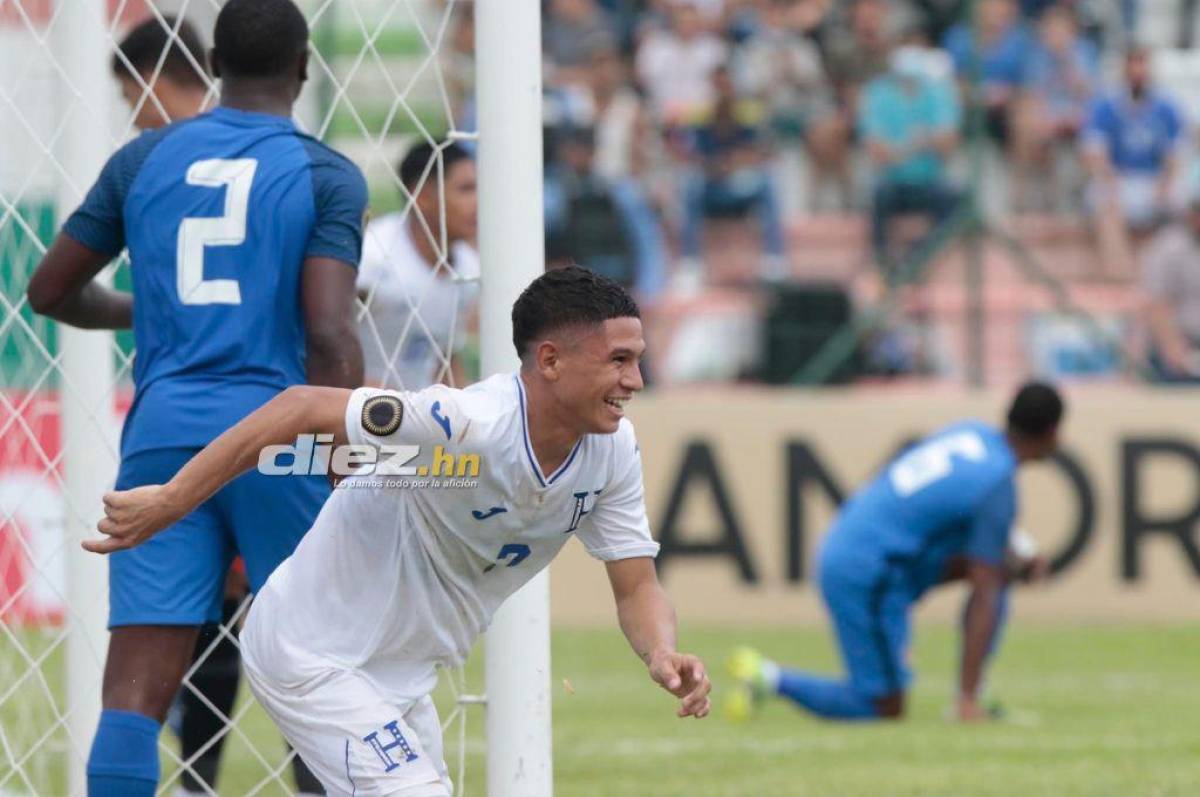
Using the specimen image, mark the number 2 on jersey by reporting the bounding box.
[888,431,986,497]
[176,158,257,305]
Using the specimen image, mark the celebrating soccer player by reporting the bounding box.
[27,0,366,794]
[86,266,712,794]
[728,383,1062,723]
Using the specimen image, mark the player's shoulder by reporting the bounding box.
[295,132,365,176]
[363,212,408,253]
[451,241,482,280]
[295,134,367,210]
[366,211,405,234]
[416,374,519,437]
[104,118,195,179]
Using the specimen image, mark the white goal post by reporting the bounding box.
[475,0,554,795]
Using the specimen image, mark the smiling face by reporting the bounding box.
[544,317,646,435]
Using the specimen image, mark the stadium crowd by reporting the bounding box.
[457,0,1198,384]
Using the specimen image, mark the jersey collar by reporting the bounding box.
[514,373,582,489]
[209,105,296,129]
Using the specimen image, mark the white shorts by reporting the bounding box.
[243,656,452,796]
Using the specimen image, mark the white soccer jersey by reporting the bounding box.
[242,372,658,703]
[356,212,480,387]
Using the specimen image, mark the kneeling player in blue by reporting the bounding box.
[26,0,367,793]
[729,382,1062,722]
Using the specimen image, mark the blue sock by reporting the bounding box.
[776,670,880,720]
[87,709,160,797]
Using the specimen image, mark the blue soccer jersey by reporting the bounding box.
[1081,92,1183,176]
[63,106,368,457]
[828,420,1018,578]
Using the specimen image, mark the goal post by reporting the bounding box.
[475,1,554,796]
[52,0,117,791]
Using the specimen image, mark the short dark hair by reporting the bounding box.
[512,266,641,359]
[1006,381,1064,438]
[397,141,473,193]
[112,16,208,89]
[212,0,308,79]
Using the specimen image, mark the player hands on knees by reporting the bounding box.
[726,382,1065,725]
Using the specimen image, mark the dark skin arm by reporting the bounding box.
[26,235,132,329]
[302,257,364,388]
[959,558,1006,720]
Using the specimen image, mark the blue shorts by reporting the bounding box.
[818,543,914,699]
[109,447,330,628]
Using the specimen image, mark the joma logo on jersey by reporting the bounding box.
[564,489,602,534]
[257,434,481,478]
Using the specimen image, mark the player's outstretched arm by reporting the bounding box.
[605,557,711,719]
[84,385,351,554]
[27,235,132,329]
[958,558,1006,722]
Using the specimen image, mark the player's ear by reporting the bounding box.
[298,49,309,84]
[535,340,561,381]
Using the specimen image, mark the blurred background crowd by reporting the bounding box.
[442,0,1200,387]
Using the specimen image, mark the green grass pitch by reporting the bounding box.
[2,624,1198,795]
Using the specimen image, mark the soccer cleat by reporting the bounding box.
[724,646,770,721]
[723,681,756,723]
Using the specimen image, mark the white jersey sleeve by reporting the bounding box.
[356,216,392,290]
[576,420,660,561]
[344,384,458,450]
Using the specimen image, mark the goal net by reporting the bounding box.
[0,0,508,793]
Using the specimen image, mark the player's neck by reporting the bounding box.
[406,214,442,270]
[219,86,295,119]
[519,371,582,477]
[167,89,210,122]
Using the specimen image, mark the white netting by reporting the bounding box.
[0,0,483,793]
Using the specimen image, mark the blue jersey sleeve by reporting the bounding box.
[965,478,1016,566]
[62,128,169,256]
[302,139,368,267]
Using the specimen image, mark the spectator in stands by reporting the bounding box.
[544,0,617,86]
[1141,194,1200,383]
[586,44,656,183]
[679,66,787,285]
[442,5,475,126]
[824,0,897,122]
[358,142,480,388]
[1011,6,1098,210]
[942,0,1033,148]
[111,15,209,129]
[1082,46,1185,275]
[732,0,849,210]
[907,0,967,45]
[635,0,727,126]
[544,126,668,301]
[861,45,963,277]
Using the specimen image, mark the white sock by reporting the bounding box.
[761,659,781,692]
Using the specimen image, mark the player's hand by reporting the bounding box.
[647,650,711,719]
[83,484,185,554]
